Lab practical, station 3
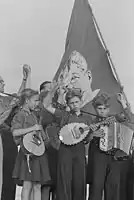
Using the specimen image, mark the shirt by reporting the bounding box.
[11,109,37,145]
[54,109,92,127]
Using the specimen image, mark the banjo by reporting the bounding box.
[22,114,49,157]
[59,116,116,145]
[22,129,47,156]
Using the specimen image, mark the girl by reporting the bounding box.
[11,88,51,200]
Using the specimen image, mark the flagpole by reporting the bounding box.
[89,4,131,109]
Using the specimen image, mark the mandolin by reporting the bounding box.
[22,115,49,156]
[59,116,116,145]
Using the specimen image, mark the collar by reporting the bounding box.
[70,110,83,117]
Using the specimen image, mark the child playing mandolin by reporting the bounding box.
[43,87,92,200]
[11,88,51,200]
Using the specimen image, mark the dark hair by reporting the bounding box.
[39,90,49,102]
[65,88,82,104]
[40,81,51,92]
[20,88,39,106]
[92,93,110,109]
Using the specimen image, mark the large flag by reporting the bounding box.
[54,0,126,114]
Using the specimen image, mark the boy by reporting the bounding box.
[87,92,131,200]
[43,88,92,200]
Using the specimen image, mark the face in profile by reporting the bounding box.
[27,94,39,110]
[95,105,110,118]
[67,96,82,112]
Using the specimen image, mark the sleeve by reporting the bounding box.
[11,111,25,132]
[123,107,134,122]
[115,107,134,123]
[54,109,67,119]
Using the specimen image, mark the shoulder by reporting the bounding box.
[81,112,92,124]
[11,109,26,130]
[54,108,68,117]
[12,109,26,123]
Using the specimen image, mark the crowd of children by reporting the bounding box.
[0,65,133,200]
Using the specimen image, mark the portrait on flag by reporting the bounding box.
[56,50,100,108]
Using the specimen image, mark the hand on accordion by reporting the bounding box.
[92,129,105,138]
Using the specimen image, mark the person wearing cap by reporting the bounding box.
[0,65,31,200]
[43,86,92,200]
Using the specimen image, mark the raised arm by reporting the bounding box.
[42,81,59,114]
[11,112,42,137]
[9,65,31,106]
[18,65,31,94]
[42,92,56,114]
[117,93,134,122]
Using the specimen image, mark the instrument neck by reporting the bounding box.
[83,116,116,132]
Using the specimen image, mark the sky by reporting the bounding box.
[0,0,134,110]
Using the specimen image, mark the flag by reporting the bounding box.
[54,0,124,114]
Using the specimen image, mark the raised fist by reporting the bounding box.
[23,64,31,80]
[117,93,127,108]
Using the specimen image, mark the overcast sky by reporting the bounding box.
[0,0,134,110]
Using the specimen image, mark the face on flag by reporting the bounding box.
[57,50,100,107]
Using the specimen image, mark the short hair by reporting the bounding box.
[39,81,51,92]
[39,90,49,102]
[65,88,82,104]
[20,88,39,106]
[92,93,110,109]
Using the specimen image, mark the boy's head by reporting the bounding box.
[39,81,51,93]
[92,93,110,117]
[20,88,39,110]
[65,89,82,112]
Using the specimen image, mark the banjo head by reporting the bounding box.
[23,131,45,156]
[59,123,89,145]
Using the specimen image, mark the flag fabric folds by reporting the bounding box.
[54,0,123,114]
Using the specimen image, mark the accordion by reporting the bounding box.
[113,122,134,156]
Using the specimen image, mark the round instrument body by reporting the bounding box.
[23,131,45,156]
[59,123,89,145]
